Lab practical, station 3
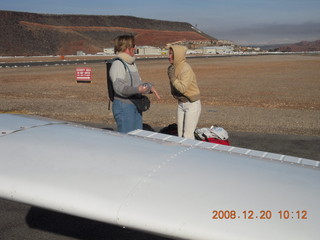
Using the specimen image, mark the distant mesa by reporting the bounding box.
[0,10,217,56]
[277,40,320,52]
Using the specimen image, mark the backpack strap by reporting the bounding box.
[111,57,133,85]
[105,57,133,110]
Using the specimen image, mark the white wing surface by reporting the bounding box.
[0,114,319,240]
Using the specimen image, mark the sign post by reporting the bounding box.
[76,67,92,83]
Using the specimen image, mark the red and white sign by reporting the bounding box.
[76,67,92,83]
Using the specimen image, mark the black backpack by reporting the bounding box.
[105,57,130,109]
[105,58,150,112]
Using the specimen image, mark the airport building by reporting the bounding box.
[103,48,115,55]
[136,46,162,55]
[103,46,162,55]
[202,46,234,54]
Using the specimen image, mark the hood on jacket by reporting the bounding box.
[170,45,187,66]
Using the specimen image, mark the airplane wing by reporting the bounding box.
[0,114,319,240]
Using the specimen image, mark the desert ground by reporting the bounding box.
[1,54,320,153]
[1,54,319,134]
[0,53,320,239]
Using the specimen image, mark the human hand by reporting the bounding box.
[151,86,161,100]
[138,83,150,94]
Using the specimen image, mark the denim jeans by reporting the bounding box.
[112,99,142,133]
[177,100,201,139]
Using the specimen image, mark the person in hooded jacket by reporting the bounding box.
[110,35,160,133]
[167,45,201,139]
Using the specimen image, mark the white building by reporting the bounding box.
[103,46,162,55]
[103,48,115,55]
[202,46,234,54]
[76,51,86,56]
[136,46,161,55]
[187,49,202,55]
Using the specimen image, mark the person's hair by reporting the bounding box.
[114,35,135,54]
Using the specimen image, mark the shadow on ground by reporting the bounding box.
[26,207,172,240]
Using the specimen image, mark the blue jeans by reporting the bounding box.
[112,99,142,133]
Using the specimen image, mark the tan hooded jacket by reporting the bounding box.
[168,45,200,102]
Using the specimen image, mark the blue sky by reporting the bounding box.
[1,0,320,45]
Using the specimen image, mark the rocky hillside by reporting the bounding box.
[278,40,320,52]
[261,39,320,52]
[0,10,216,56]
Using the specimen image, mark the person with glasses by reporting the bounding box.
[110,35,160,133]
